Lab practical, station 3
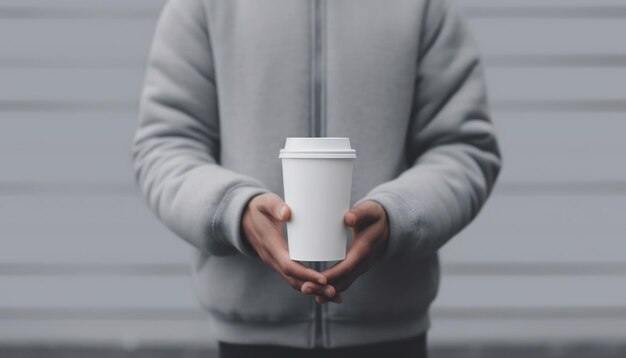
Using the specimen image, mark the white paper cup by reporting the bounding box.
[279,137,356,261]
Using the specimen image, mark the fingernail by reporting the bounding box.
[325,286,335,297]
[346,212,356,226]
[278,206,286,219]
[302,286,312,294]
[317,277,327,285]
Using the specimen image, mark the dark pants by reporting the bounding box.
[218,333,427,358]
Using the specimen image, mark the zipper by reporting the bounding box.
[310,0,326,138]
[310,0,326,349]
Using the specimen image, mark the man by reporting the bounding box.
[133,0,501,357]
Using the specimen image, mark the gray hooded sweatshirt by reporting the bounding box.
[132,0,501,349]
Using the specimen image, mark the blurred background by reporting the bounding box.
[1,0,625,357]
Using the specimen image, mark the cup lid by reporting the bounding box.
[279,137,356,159]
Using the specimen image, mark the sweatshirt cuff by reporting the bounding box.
[211,184,270,258]
[354,191,424,263]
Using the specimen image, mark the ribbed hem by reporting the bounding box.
[207,310,430,349]
[324,313,430,348]
[211,184,270,258]
[208,315,313,348]
[355,190,423,263]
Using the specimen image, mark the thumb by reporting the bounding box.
[275,203,291,222]
[265,194,290,222]
[344,210,358,227]
[344,201,377,227]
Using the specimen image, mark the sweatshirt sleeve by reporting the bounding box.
[132,0,269,258]
[355,0,502,262]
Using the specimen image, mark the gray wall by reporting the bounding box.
[1,0,625,347]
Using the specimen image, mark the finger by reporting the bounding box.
[283,259,328,285]
[302,283,336,298]
[257,193,291,222]
[331,293,343,304]
[274,263,331,293]
[264,257,302,289]
[344,201,380,228]
[283,275,307,291]
[352,221,388,253]
[262,233,327,285]
[301,282,336,296]
[344,210,358,228]
[321,237,370,282]
[277,258,328,285]
[300,281,328,295]
[322,218,384,283]
[269,248,327,285]
[322,284,336,298]
[277,203,291,222]
[330,269,362,294]
[262,253,312,292]
[302,282,339,299]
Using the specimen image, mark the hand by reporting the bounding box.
[242,192,330,294]
[302,200,390,304]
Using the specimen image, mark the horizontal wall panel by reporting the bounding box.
[0,195,190,265]
[432,275,626,342]
[0,276,198,309]
[0,0,166,9]
[461,0,626,6]
[441,194,626,264]
[468,19,626,55]
[464,7,626,19]
[484,54,626,68]
[0,20,157,61]
[0,319,214,346]
[0,263,188,276]
[0,114,137,183]
[435,276,626,308]
[485,68,626,101]
[494,113,626,184]
[429,318,626,344]
[441,262,626,276]
[0,69,143,102]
